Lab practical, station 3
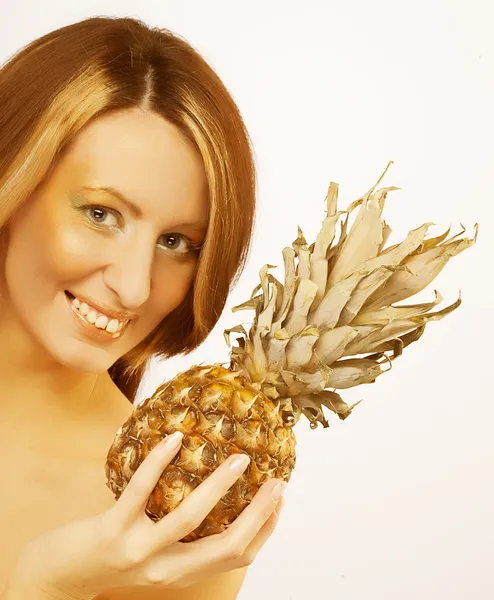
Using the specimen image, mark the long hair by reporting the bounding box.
[0,16,257,403]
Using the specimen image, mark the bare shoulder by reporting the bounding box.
[96,568,248,600]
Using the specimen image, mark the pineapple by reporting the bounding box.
[105,161,478,542]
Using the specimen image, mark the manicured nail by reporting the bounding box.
[274,496,285,516]
[161,431,183,448]
[229,454,250,474]
[272,481,287,501]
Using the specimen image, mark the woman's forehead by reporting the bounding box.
[53,109,210,228]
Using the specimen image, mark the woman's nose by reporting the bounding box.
[103,241,154,310]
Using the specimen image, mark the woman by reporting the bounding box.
[0,16,285,599]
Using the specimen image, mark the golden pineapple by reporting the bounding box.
[105,161,478,542]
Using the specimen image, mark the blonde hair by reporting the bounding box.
[0,16,257,402]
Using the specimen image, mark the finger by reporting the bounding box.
[109,431,184,527]
[214,478,286,561]
[149,453,252,549]
[231,496,284,568]
[179,495,284,578]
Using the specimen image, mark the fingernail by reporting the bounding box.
[275,496,285,516]
[161,431,183,448]
[228,454,250,474]
[272,481,287,501]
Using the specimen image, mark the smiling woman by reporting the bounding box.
[2,107,211,376]
[0,15,267,600]
[0,15,256,404]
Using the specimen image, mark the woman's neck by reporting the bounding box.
[0,371,131,461]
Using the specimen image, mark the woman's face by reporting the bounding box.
[1,107,209,373]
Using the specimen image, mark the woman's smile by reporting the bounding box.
[64,290,132,343]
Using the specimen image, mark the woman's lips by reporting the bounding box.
[65,291,129,343]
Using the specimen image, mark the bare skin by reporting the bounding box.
[0,109,279,600]
[0,108,256,597]
[0,373,134,593]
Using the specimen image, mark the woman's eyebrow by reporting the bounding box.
[79,185,207,231]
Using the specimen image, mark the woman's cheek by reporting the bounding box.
[50,228,102,278]
[151,262,196,322]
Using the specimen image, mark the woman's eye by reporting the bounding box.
[85,206,119,228]
[158,234,193,255]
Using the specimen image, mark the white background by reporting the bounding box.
[2,1,493,599]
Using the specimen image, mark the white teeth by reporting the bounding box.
[86,310,98,324]
[106,319,120,334]
[70,294,129,334]
[95,315,109,329]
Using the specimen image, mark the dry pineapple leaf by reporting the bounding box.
[283,278,320,336]
[409,292,461,321]
[354,221,434,276]
[378,220,393,253]
[308,268,371,329]
[250,326,269,381]
[292,390,359,429]
[257,271,278,330]
[299,406,329,428]
[279,369,296,390]
[326,194,384,287]
[223,324,248,347]
[292,397,330,428]
[352,289,444,326]
[272,247,297,331]
[328,161,400,284]
[292,226,308,250]
[232,273,283,320]
[231,294,263,314]
[285,326,320,370]
[442,223,468,244]
[267,273,284,315]
[287,364,332,396]
[337,264,409,326]
[342,321,420,356]
[326,357,386,389]
[325,181,339,217]
[329,161,394,239]
[411,225,452,255]
[365,325,426,357]
[310,211,345,308]
[259,264,277,311]
[344,293,461,356]
[363,225,477,311]
[375,186,402,211]
[411,223,465,257]
[307,325,359,371]
[296,246,311,281]
[266,328,290,371]
[326,211,351,264]
[250,283,262,299]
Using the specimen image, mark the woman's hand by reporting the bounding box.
[9,432,286,599]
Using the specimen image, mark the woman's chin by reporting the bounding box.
[48,339,118,373]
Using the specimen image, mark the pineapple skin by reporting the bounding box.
[105,364,296,542]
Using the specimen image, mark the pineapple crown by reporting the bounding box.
[223,161,478,429]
